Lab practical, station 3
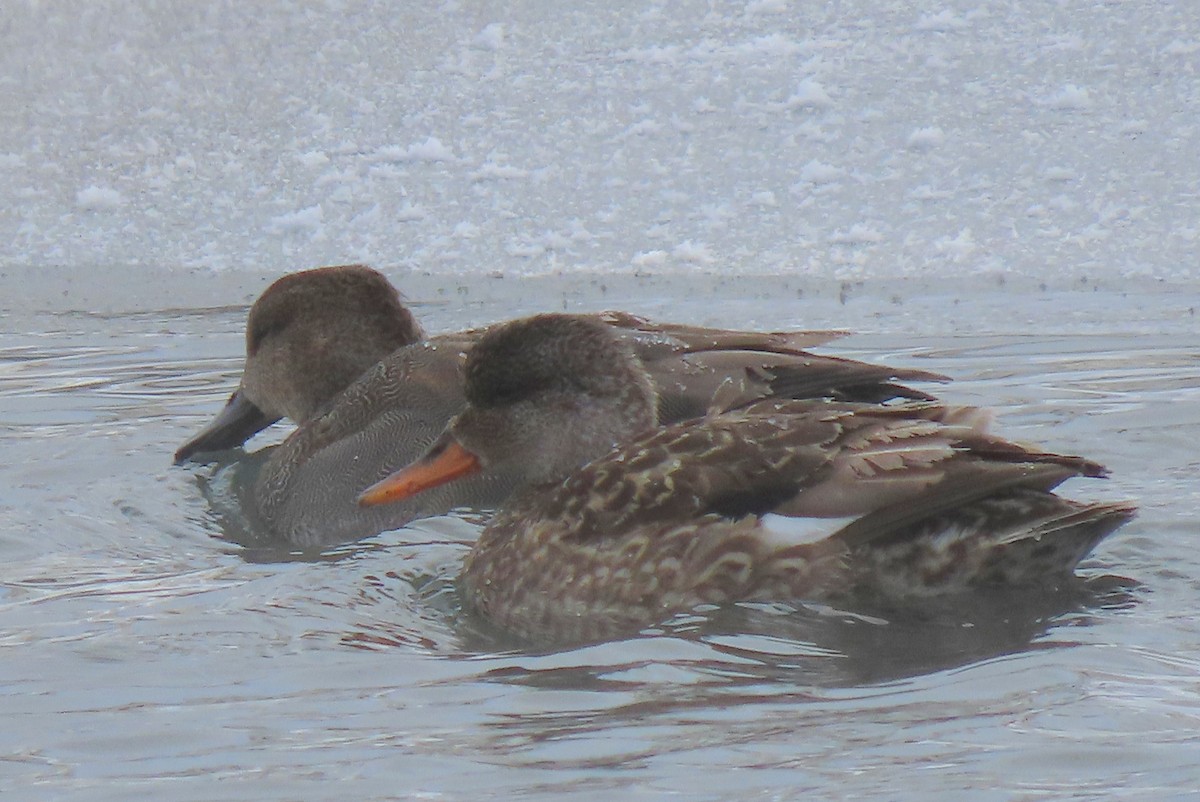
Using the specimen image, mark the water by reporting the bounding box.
[2,272,1198,800]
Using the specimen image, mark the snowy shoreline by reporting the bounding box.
[2,3,1195,284]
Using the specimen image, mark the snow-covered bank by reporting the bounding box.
[1,2,1195,284]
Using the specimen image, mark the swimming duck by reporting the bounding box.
[176,265,945,546]
[359,314,1135,643]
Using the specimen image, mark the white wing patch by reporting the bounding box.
[758,513,857,549]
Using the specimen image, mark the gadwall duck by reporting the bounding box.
[359,314,1135,643]
[176,265,946,546]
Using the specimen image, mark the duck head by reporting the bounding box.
[359,313,658,505]
[174,264,422,463]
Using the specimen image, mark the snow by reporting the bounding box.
[906,127,946,151]
[372,138,455,164]
[798,160,844,185]
[913,10,968,33]
[472,23,506,52]
[74,186,125,211]
[269,204,324,234]
[1038,84,1095,111]
[784,77,833,109]
[0,2,1196,284]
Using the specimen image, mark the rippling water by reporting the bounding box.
[2,277,1197,800]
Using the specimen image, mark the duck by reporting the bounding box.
[358,313,1135,643]
[175,265,946,546]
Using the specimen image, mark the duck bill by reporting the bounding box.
[173,389,281,464]
[358,434,482,507]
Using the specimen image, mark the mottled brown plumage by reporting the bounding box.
[175,265,944,545]
[360,314,1134,643]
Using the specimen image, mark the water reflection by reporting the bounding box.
[450,575,1141,684]
[384,578,1143,774]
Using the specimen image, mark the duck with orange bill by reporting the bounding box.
[359,314,1135,643]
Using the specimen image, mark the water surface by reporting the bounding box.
[1,276,1196,800]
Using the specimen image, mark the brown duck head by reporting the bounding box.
[174,264,422,463]
[359,313,658,505]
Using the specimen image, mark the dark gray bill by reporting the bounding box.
[174,390,280,464]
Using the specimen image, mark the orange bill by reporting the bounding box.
[358,437,482,507]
